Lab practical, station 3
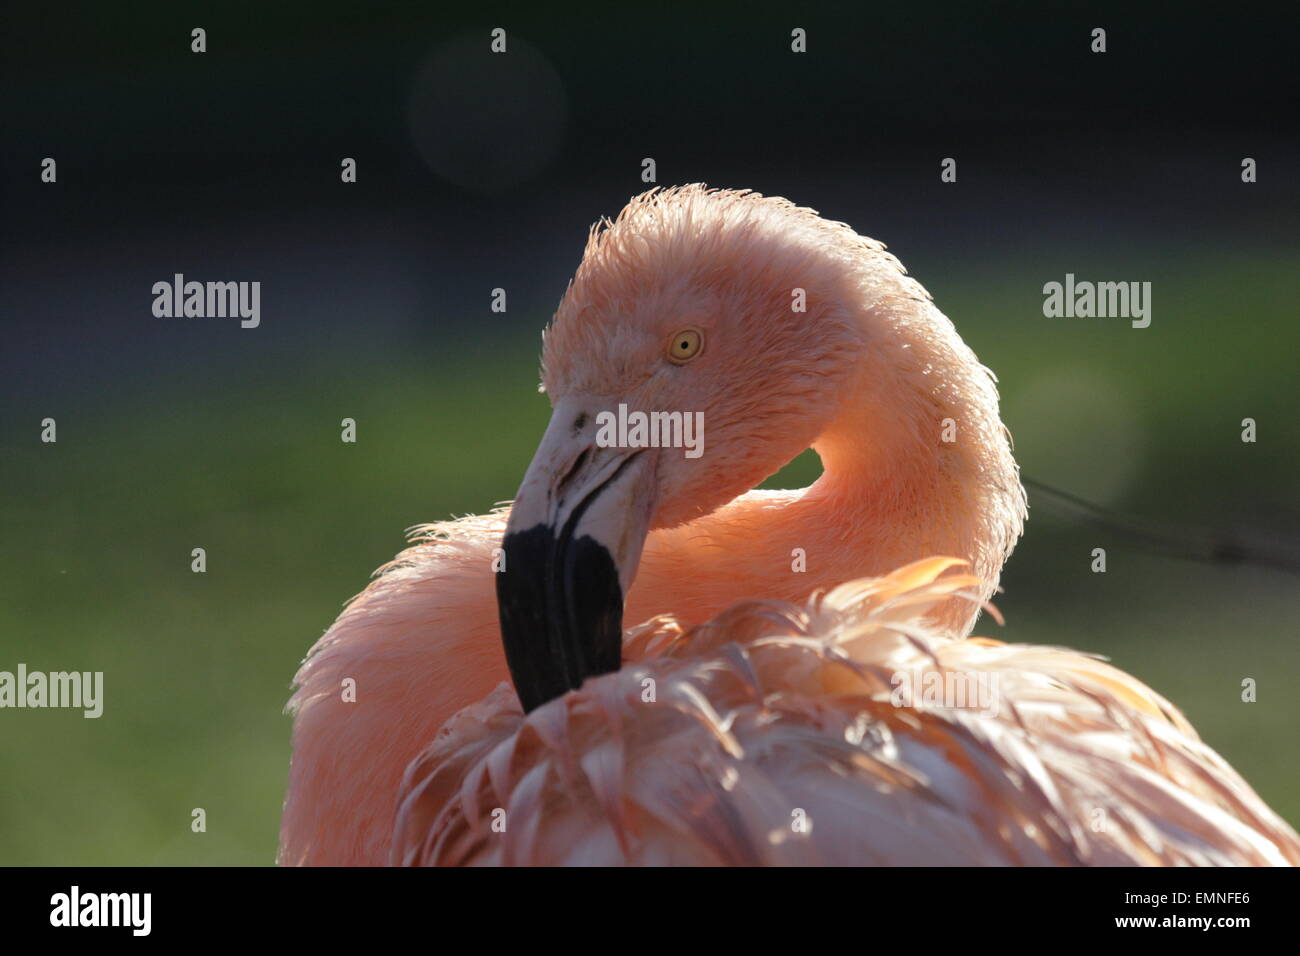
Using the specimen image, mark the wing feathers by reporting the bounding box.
[392,559,1300,866]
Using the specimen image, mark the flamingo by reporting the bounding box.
[280,186,1299,866]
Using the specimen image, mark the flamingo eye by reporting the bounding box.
[667,328,704,364]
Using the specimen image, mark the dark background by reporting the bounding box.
[1,1,1296,863]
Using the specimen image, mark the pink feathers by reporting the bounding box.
[280,188,1297,866]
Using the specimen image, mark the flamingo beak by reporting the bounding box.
[497,397,657,712]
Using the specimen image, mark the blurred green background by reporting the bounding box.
[1,2,1296,863]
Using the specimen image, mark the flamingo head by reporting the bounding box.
[496,185,1015,711]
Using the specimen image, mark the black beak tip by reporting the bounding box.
[497,525,625,713]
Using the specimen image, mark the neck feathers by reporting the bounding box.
[811,260,1025,631]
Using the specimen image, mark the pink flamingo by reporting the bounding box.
[280,186,1299,866]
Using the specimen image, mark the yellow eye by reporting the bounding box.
[667,328,704,364]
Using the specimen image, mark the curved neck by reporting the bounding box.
[630,321,1022,638]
